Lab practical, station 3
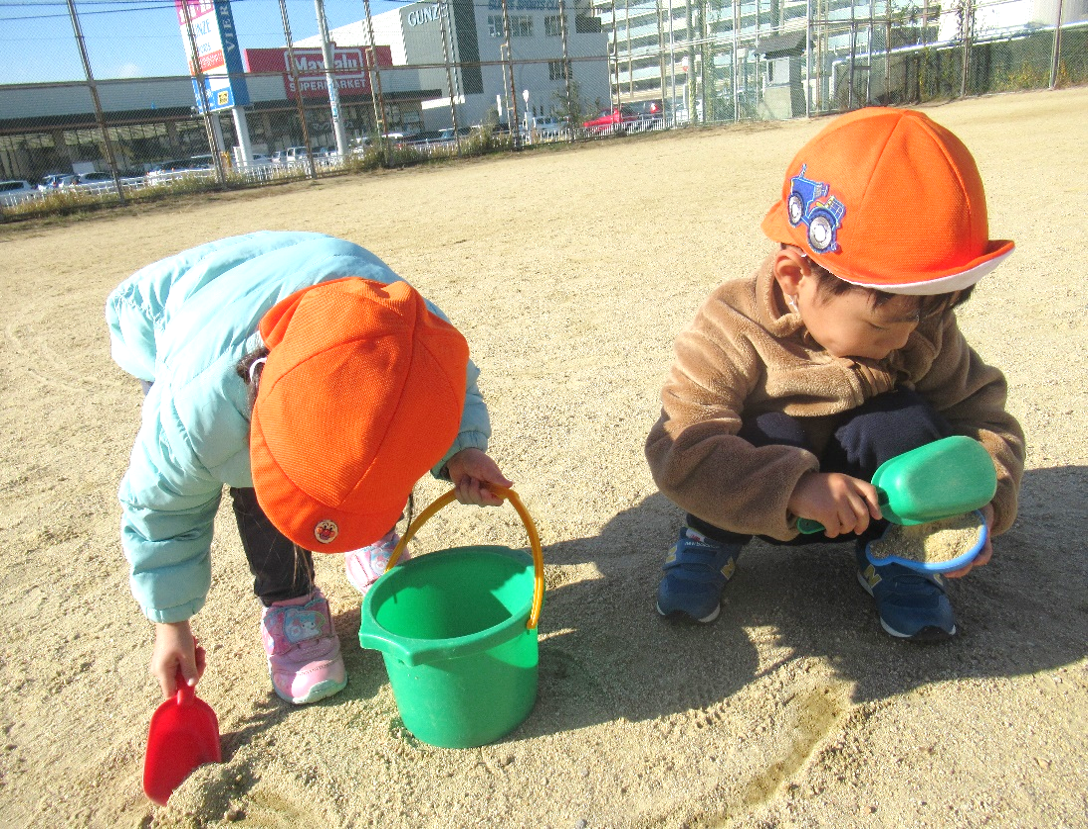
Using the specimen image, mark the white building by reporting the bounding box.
[297,0,612,133]
[593,0,897,120]
[938,0,1088,42]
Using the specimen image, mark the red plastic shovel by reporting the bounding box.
[143,669,222,805]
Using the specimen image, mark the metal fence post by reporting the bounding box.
[500,0,522,147]
[181,0,225,184]
[610,0,621,110]
[959,0,973,98]
[805,0,812,117]
[278,0,317,179]
[362,0,390,164]
[558,0,577,141]
[440,1,462,153]
[1049,0,1066,88]
[65,0,125,201]
[656,0,669,119]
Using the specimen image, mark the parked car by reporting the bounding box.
[524,116,566,141]
[582,105,644,136]
[285,146,309,164]
[0,179,39,207]
[61,171,117,192]
[673,101,703,126]
[630,99,665,130]
[38,173,77,191]
[349,136,374,157]
[583,103,665,136]
[468,123,511,141]
[145,155,215,183]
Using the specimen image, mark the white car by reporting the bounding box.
[525,116,565,140]
[146,155,215,184]
[62,171,117,192]
[38,173,77,191]
[0,179,39,207]
[285,146,309,164]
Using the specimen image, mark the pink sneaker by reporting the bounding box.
[345,529,408,597]
[260,588,347,704]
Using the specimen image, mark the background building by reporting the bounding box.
[296,0,612,132]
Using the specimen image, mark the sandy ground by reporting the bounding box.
[2,86,1087,829]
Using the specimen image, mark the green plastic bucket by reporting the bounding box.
[358,488,544,749]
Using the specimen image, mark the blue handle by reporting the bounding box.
[797,518,825,534]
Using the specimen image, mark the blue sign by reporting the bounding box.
[180,0,250,112]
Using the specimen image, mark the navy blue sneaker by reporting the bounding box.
[656,528,742,623]
[856,543,956,641]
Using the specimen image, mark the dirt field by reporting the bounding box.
[2,87,1086,828]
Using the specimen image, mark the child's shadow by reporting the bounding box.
[517,492,762,738]
[516,465,1088,737]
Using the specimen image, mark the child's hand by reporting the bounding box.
[446,448,513,507]
[789,471,883,537]
[151,620,206,698]
[944,504,994,578]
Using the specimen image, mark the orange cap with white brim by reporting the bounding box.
[761,107,1014,295]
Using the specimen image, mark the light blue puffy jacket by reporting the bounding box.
[106,231,491,623]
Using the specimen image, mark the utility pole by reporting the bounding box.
[314,0,348,157]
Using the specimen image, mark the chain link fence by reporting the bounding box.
[1,0,1084,215]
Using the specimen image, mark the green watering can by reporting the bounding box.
[797,436,997,534]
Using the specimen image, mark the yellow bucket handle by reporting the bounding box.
[385,486,544,630]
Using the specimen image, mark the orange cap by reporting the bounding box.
[762,107,1014,294]
[250,278,468,553]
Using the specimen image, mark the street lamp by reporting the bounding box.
[522,89,530,142]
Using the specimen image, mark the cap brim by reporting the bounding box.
[845,241,1015,295]
[761,201,1015,294]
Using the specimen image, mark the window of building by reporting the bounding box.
[767,57,790,86]
[574,0,601,32]
[575,14,601,33]
[548,60,569,81]
[488,14,533,37]
[510,15,533,36]
[545,15,563,36]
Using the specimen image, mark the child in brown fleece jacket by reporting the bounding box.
[645,107,1025,640]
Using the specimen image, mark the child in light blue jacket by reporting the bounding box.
[107,231,511,705]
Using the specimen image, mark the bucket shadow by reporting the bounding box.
[513,465,1088,739]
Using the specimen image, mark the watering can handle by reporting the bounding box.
[386,486,545,631]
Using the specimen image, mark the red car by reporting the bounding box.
[582,105,645,136]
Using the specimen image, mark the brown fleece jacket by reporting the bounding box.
[645,256,1025,541]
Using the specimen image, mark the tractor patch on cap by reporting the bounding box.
[786,164,847,254]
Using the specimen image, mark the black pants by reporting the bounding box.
[686,388,952,547]
[230,487,315,606]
